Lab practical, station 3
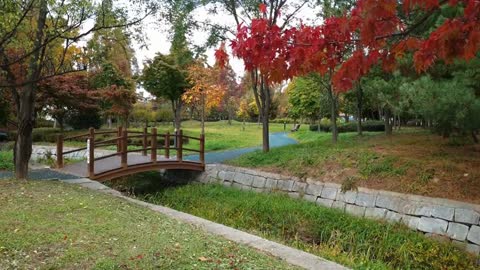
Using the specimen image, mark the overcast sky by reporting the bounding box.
[131,2,322,96]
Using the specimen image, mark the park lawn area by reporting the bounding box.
[228,127,480,204]
[0,151,13,171]
[136,182,478,270]
[34,120,287,153]
[142,120,287,152]
[0,180,299,270]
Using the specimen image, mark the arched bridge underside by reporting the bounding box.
[56,127,205,182]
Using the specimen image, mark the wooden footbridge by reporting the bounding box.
[56,127,205,181]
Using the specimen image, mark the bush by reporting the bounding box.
[310,120,385,133]
[7,128,62,143]
[270,118,297,124]
[66,109,102,130]
[35,118,54,128]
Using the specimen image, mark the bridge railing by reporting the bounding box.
[56,127,205,178]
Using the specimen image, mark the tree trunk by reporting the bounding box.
[472,131,479,144]
[14,0,48,179]
[356,73,364,136]
[327,82,338,144]
[201,91,205,135]
[261,81,270,152]
[385,109,393,136]
[15,89,36,179]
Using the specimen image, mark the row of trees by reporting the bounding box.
[215,0,480,149]
[0,0,148,178]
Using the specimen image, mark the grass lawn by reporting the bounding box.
[35,120,288,153]
[0,180,299,269]
[0,150,13,171]
[134,182,478,270]
[228,127,480,204]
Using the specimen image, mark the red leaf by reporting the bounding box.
[259,3,267,14]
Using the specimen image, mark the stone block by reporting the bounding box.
[277,180,295,192]
[320,187,338,200]
[365,208,387,219]
[417,217,448,235]
[232,183,243,190]
[288,192,300,199]
[336,191,357,204]
[252,176,266,188]
[252,188,264,193]
[402,215,421,230]
[355,192,376,207]
[222,180,232,187]
[385,211,403,223]
[264,178,277,190]
[234,173,254,186]
[305,184,323,196]
[332,201,346,211]
[466,244,480,256]
[455,209,480,225]
[316,198,334,208]
[414,205,432,217]
[345,204,366,217]
[431,205,455,221]
[224,171,236,182]
[467,225,480,245]
[375,195,398,210]
[303,194,317,203]
[292,181,307,193]
[447,222,469,241]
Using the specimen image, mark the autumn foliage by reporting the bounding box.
[216,0,480,92]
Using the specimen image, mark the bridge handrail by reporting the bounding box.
[56,127,205,178]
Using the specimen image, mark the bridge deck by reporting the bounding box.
[56,127,205,181]
[58,153,204,181]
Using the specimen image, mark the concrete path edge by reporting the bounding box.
[60,178,349,270]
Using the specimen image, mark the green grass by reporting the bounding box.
[227,128,480,204]
[0,180,299,269]
[33,120,288,153]
[138,183,478,270]
[0,151,13,171]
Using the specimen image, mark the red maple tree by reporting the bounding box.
[217,0,480,92]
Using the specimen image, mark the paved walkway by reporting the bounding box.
[60,177,349,270]
[185,132,297,163]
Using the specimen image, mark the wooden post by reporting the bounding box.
[200,133,205,165]
[88,128,95,178]
[117,126,123,153]
[151,128,157,163]
[56,134,63,168]
[142,127,148,156]
[121,130,128,168]
[177,129,183,162]
[165,131,170,159]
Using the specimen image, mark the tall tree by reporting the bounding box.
[36,72,99,131]
[140,53,190,131]
[183,60,226,134]
[0,0,152,179]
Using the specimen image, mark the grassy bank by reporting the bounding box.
[228,128,480,204]
[139,183,478,270]
[0,180,298,269]
[0,151,13,171]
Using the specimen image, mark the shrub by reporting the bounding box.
[310,120,385,133]
[66,109,102,130]
[7,128,62,143]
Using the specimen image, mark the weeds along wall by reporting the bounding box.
[164,164,480,256]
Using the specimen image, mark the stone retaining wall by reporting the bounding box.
[183,164,480,256]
